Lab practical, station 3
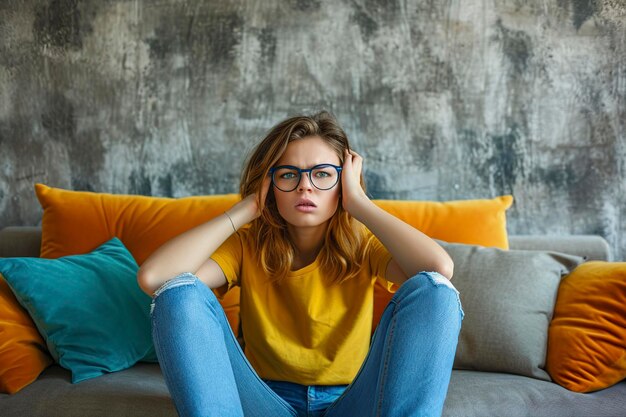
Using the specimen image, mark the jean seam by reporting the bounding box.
[375,303,397,417]
[151,311,179,415]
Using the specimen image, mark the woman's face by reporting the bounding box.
[272,136,342,230]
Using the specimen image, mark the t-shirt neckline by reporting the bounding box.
[288,252,322,277]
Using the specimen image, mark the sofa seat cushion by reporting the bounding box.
[444,370,626,417]
[2,365,626,417]
[0,364,176,417]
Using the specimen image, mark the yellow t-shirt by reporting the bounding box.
[210,227,393,386]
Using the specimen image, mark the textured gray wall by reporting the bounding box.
[1,0,625,259]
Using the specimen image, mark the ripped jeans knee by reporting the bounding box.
[150,272,201,316]
[400,271,465,321]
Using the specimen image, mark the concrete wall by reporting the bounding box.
[1,0,624,259]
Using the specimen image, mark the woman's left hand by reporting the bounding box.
[341,149,369,215]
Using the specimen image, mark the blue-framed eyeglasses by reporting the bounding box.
[269,164,343,192]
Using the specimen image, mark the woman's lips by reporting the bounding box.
[295,204,316,213]
[295,198,317,208]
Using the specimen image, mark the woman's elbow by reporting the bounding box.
[137,267,156,296]
[437,260,454,281]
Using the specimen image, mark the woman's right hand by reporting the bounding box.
[229,175,272,225]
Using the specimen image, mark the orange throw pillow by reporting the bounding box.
[546,261,626,392]
[0,275,54,394]
[373,196,512,249]
[371,195,513,332]
[35,184,242,333]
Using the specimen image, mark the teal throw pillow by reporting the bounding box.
[0,237,157,383]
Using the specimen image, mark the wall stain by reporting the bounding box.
[71,177,94,192]
[410,27,459,92]
[146,9,244,69]
[531,164,578,189]
[42,92,76,141]
[364,0,400,20]
[572,0,597,30]
[559,0,598,30]
[258,27,277,63]
[129,167,152,196]
[363,169,389,199]
[158,173,173,197]
[410,125,437,172]
[289,0,321,11]
[494,19,532,76]
[33,0,86,50]
[490,129,524,195]
[41,92,106,191]
[350,1,379,42]
[460,126,524,196]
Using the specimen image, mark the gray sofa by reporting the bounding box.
[1,226,625,417]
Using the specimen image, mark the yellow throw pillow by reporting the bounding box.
[35,183,242,333]
[546,261,626,392]
[371,195,513,332]
[0,275,54,394]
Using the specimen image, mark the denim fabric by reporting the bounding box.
[150,271,463,417]
[261,380,348,417]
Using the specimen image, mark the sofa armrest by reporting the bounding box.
[0,226,42,258]
[509,235,611,262]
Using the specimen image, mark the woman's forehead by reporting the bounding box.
[277,136,341,166]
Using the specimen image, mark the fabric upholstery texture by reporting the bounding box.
[0,276,53,394]
[546,261,626,392]
[438,240,584,381]
[508,235,611,262]
[2,364,626,417]
[0,238,156,384]
[0,227,42,258]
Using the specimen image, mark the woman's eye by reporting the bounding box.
[281,172,297,179]
[315,171,331,178]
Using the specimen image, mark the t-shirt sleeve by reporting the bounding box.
[364,230,397,293]
[209,231,243,297]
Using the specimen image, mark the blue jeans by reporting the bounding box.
[150,271,464,417]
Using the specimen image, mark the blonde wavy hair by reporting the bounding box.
[240,110,370,285]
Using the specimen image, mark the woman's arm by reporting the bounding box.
[341,149,454,282]
[137,177,271,296]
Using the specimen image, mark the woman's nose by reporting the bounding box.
[298,173,314,191]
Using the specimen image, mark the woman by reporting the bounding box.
[137,111,464,417]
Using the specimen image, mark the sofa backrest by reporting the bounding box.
[0,226,612,262]
[0,227,41,258]
[509,235,611,261]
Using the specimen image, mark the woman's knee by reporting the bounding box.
[150,272,220,315]
[395,271,465,321]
